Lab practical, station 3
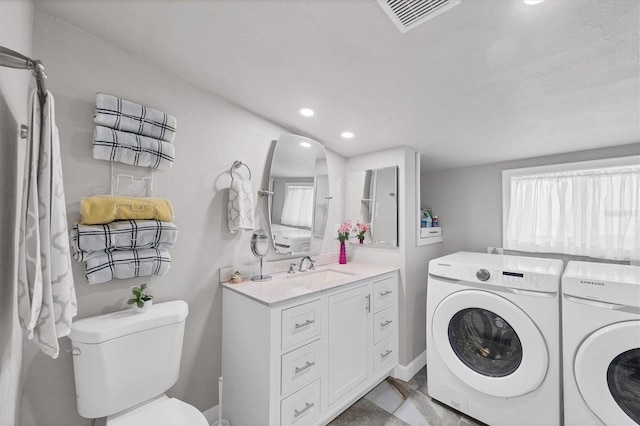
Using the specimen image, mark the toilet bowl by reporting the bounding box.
[69,300,207,425]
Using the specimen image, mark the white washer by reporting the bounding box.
[426,251,563,426]
[562,261,640,426]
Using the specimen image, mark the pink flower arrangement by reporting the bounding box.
[355,222,370,242]
[337,221,352,242]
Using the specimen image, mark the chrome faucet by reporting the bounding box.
[298,256,315,272]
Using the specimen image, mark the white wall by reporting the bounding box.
[421,143,640,256]
[20,10,346,426]
[0,1,34,425]
[347,146,436,366]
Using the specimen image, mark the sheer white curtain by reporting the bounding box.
[281,184,314,228]
[506,165,639,261]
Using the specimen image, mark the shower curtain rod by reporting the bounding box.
[0,45,47,102]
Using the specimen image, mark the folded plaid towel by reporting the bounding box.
[80,195,174,225]
[94,93,176,142]
[93,126,175,169]
[71,220,178,262]
[85,248,171,284]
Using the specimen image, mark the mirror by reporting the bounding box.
[347,166,398,247]
[268,134,330,256]
[251,229,270,257]
[250,229,271,281]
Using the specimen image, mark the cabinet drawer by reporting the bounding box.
[280,379,321,426]
[282,300,321,351]
[281,340,321,396]
[372,276,394,312]
[373,335,397,375]
[373,307,395,343]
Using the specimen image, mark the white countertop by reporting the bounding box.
[222,263,399,306]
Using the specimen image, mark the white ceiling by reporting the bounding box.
[34,0,639,170]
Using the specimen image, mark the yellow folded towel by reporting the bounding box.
[80,195,174,225]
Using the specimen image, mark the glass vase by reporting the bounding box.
[339,241,347,264]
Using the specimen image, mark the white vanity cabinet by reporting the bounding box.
[222,268,398,426]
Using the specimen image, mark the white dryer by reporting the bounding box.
[562,261,640,426]
[426,252,563,426]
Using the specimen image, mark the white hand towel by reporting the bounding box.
[17,90,77,359]
[228,179,255,233]
[94,93,177,142]
[93,125,175,169]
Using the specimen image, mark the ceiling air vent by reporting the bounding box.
[377,0,462,33]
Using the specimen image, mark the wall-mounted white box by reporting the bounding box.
[419,227,442,245]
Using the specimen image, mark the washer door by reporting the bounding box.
[432,290,549,398]
[575,321,640,426]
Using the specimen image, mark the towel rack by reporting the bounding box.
[1,45,48,140]
[110,163,155,197]
[0,45,47,107]
[230,160,252,181]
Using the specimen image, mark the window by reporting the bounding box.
[502,156,639,261]
[280,183,314,228]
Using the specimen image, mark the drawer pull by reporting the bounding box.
[294,361,316,374]
[380,319,393,327]
[380,349,393,359]
[294,402,315,418]
[294,319,315,329]
[379,290,392,296]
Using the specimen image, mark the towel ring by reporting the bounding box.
[230,160,252,181]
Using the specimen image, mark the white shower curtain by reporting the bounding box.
[17,90,76,359]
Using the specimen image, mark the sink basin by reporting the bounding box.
[286,268,355,287]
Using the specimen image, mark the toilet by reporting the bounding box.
[69,300,208,425]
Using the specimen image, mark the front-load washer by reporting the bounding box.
[427,251,563,426]
[562,261,640,426]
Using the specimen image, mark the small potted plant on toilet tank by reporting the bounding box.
[127,283,153,313]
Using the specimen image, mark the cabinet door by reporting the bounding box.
[327,284,370,405]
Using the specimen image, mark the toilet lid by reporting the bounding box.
[107,397,208,426]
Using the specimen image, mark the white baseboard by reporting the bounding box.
[392,350,426,382]
[202,405,218,425]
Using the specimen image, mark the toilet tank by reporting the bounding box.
[69,300,189,419]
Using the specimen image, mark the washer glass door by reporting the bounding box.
[448,308,523,377]
[575,321,640,426]
[432,289,549,398]
[608,349,640,423]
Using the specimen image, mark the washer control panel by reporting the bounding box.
[463,267,554,292]
[428,253,562,293]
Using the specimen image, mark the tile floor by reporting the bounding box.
[329,367,486,426]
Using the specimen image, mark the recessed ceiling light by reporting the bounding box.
[299,108,315,117]
[523,0,544,4]
[300,142,312,148]
[341,131,355,139]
